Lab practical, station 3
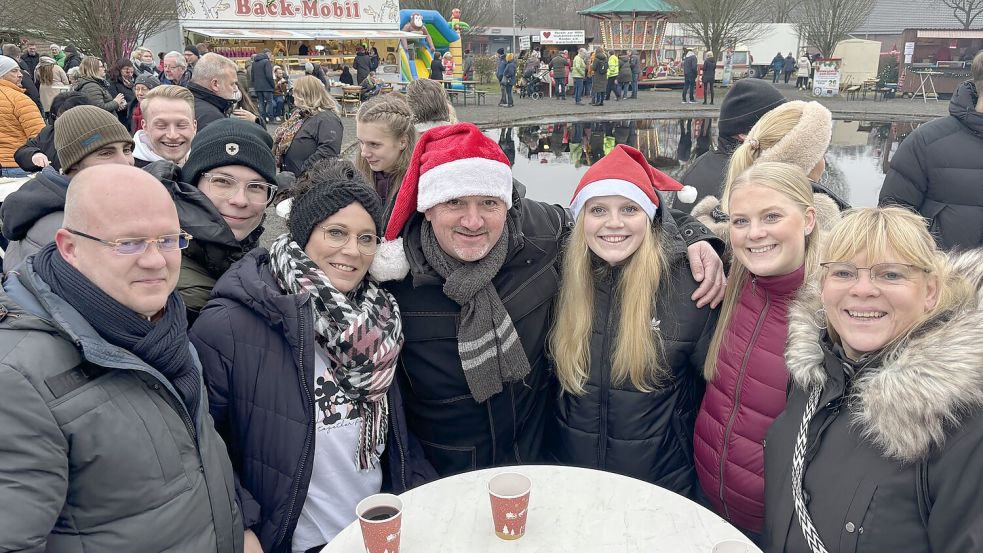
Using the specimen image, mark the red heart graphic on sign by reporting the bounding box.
[543,32,551,38]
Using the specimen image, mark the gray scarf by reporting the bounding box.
[420,222,531,403]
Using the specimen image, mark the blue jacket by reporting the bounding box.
[189,248,436,553]
[496,55,507,82]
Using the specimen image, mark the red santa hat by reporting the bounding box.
[570,144,697,220]
[369,123,513,281]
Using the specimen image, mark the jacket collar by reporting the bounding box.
[949,80,983,137]
[188,82,234,114]
[785,248,983,462]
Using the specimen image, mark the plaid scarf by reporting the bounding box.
[420,222,531,403]
[272,108,311,171]
[269,234,403,469]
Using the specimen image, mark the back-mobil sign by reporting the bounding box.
[178,0,399,28]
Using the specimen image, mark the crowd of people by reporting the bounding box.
[0,36,982,553]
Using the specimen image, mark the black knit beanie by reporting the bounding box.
[182,118,277,187]
[718,78,788,137]
[288,161,383,248]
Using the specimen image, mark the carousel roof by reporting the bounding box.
[579,0,676,17]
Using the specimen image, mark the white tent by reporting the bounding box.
[833,39,882,85]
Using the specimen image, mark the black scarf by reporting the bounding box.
[32,243,201,420]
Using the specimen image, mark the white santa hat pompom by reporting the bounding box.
[369,237,410,282]
[676,185,698,204]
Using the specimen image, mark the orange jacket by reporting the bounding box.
[0,79,45,167]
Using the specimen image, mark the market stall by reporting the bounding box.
[178,0,420,80]
[898,28,983,98]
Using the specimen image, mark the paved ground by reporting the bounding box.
[262,82,951,244]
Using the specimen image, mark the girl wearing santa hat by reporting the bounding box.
[355,94,417,217]
[546,144,714,498]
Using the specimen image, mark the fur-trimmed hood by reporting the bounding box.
[785,248,983,463]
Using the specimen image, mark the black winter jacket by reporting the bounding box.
[109,76,135,127]
[680,148,730,210]
[0,165,67,241]
[878,80,983,250]
[354,52,373,85]
[189,82,234,130]
[428,57,444,81]
[764,250,983,553]
[385,194,570,476]
[190,249,436,553]
[547,206,717,498]
[683,54,698,80]
[280,110,344,175]
[20,52,40,77]
[16,58,41,110]
[14,123,58,172]
[251,53,275,92]
[702,58,716,82]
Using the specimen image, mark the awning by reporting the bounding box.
[916,29,983,39]
[185,28,315,40]
[186,27,426,41]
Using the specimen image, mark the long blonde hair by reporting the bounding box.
[549,211,668,395]
[820,207,972,351]
[78,57,103,80]
[355,94,416,203]
[292,75,341,116]
[705,162,822,379]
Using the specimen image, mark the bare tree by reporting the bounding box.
[671,0,768,59]
[938,0,983,28]
[401,0,500,33]
[764,0,803,23]
[1,0,176,65]
[800,0,874,58]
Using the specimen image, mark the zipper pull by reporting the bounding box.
[751,276,758,296]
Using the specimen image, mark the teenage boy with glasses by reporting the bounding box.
[144,118,277,322]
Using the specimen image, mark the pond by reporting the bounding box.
[483,118,922,209]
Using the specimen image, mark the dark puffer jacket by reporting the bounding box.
[251,53,275,93]
[190,249,436,553]
[73,77,117,113]
[385,193,569,476]
[0,166,69,269]
[694,265,805,532]
[145,161,263,322]
[879,80,983,250]
[547,207,717,498]
[763,249,983,553]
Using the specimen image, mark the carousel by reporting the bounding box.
[579,0,675,75]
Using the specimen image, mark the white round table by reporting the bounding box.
[322,465,759,552]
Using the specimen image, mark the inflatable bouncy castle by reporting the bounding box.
[398,9,463,83]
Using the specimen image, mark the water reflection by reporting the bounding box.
[487,119,921,209]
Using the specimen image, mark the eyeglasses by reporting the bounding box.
[319,225,381,255]
[66,228,193,255]
[200,173,278,205]
[820,262,929,286]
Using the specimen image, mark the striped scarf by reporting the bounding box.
[269,234,403,470]
[420,221,531,403]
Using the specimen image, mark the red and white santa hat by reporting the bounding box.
[570,144,696,220]
[369,122,513,281]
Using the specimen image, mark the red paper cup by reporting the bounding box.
[488,472,531,540]
[356,493,403,553]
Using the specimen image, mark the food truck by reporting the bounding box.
[898,28,983,98]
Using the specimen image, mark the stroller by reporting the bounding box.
[519,66,550,99]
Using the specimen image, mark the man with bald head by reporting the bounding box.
[0,165,242,552]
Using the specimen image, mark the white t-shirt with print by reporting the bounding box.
[291,346,383,552]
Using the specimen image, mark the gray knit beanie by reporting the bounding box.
[135,73,161,89]
[54,105,134,172]
[288,161,383,248]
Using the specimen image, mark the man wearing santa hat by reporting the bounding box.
[370,123,721,476]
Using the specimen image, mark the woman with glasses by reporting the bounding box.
[763,207,983,553]
[692,162,826,542]
[148,118,277,322]
[190,160,434,553]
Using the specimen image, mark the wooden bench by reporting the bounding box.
[446,89,465,105]
[466,89,487,105]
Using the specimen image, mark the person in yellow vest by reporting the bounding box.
[605,51,620,101]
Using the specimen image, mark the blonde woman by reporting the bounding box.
[547,145,717,497]
[354,94,417,218]
[691,100,848,241]
[35,56,70,115]
[131,46,157,78]
[272,76,344,175]
[764,207,983,553]
[73,57,125,113]
[692,162,824,540]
